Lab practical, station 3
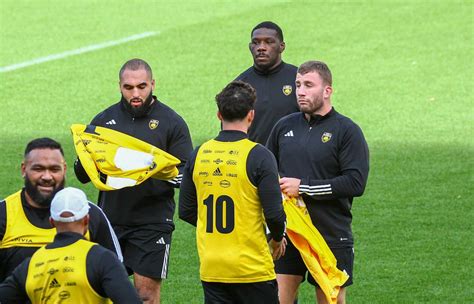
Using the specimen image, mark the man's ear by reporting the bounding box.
[83,214,90,235]
[21,162,26,178]
[217,111,223,121]
[279,41,286,53]
[247,110,255,123]
[49,217,56,228]
[324,85,333,99]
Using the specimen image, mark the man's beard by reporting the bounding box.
[299,93,324,115]
[121,92,154,118]
[24,177,65,207]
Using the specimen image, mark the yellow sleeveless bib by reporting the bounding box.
[25,239,110,303]
[193,139,275,283]
[1,190,90,249]
[71,124,180,191]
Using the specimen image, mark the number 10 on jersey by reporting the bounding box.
[203,194,235,234]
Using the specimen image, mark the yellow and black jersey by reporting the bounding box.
[0,232,141,303]
[0,189,121,281]
[179,130,285,283]
[26,238,108,303]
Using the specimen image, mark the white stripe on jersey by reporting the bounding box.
[167,174,182,185]
[299,184,332,196]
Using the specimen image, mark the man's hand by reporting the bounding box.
[269,237,287,260]
[279,177,301,197]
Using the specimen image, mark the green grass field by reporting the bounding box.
[1,1,472,302]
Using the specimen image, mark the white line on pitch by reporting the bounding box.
[0,31,159,73]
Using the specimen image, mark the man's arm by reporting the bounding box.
[0,200,6,245]
[73,114,105,184]
[265,121,281,161]
[166,116,193,188]
[298,124,369,199]
[248,145,286,242]
[0,201,7,281]
[87,246,141,303]
[74,158,91,183]
[88,204,123,262]
[178,148,198,226]
[0,258,29,303]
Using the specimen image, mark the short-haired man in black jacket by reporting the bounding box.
[74,58,193,303]
[235,21,299,145]
[267,61,370,304]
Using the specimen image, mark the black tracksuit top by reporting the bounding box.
[74,97,193,230]
[266,108,370,248]
[236,61,299,145]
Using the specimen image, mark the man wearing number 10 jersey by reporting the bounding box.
[179,81,286,304]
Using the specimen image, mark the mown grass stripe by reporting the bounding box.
[0,31,159,73]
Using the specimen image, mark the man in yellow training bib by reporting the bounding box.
[0,138,121,282]
[0,187,141,303]
[179,81,286,304]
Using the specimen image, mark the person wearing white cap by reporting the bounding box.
[0,138,122,282]
[0,187,141,303]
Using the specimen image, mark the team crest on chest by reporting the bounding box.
[321,132,332,143]
[282,85,292,96]
[149,119,159,130]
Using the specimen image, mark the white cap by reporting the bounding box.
[50,187,90,223]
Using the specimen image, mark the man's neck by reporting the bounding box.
[254,59,283,74]
[221,122,248,134]
[304,103,333,121]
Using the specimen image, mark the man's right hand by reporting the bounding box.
[269,237,287,260]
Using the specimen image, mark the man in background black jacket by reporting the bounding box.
[235,21,299,145]
[75,58,193,304]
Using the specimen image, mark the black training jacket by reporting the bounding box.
[267,108,369,248]
[235,61,299,145]
[74,97,193,230]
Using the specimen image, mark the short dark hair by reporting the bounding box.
[251,21,284,42]
[215,81,256,122]
[24,138,64,157]
[119,58,153,80]
[298,60,333,86]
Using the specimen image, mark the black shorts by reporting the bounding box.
[114,225,172,279]
[202,280,279,304]
[274,237,354,287]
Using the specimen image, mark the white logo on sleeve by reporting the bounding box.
[105,119,116,125]
[284,130,294,137]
